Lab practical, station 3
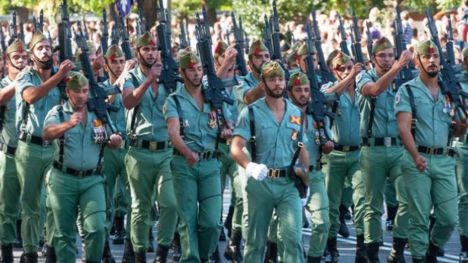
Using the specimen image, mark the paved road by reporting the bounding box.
[14,189,463,262]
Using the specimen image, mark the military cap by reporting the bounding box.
[214,41,228,60]
[248,39,269,56]
[330,51,352,71]
[178,48,201,69]
[297,43,316,57]
[415,40,439,56]
[75,40,97,57]
[372,37,393,54]
[135,32,156,49]
[6,39,27,54]
[28,31,49,50]
[326,49,340,67]
[261,61,285,78]
[104,44,124,61]
[288,71,309,89]
[64,71,89,91]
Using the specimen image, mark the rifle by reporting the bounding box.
[9,11,17,44]
[426,9,467,118]
[156,0,183,93]
[118,15,133,60]
[338,14,350,56]
[101,9,109,54]
[39,9,44,31]
[446,14,456,66]
[110,22,120,45]
[365,21,373,60]
[244,31,250,54]
[19,20,24,42]
[311,10,335,83]
[195,7,235,112]
[0,27,6,54]
[392,1,413,89]
[350,11,364,64]
[262,15,273,55]
[57,0,73,99]
[231,12,248,76]
[33,16,38,32]
[270,0,282,61]
[178,19,189,50]
[74,25,118,134]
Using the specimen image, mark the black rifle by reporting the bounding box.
[338,14,350,56]
[19,20,24,42]
[74,25,118,134]
[244,31,250,54]
[426,9,467,118]
[392,1,413,89]
[33,16,38,32]
[195,7,235,111]
[311,10,335,83]
[137,0,147,34]
[270,0,282,61]
[365,21,373,60]
[110,22,120,45]
[57,0,73,99]
[39,9,44,31]
[118,16,133,60]
[178,19,189,50]
[0,27,7,54]
[101,9,109,54]
[156,0,183,93]
[231,12,248,76]
[262,15,273,55]
[350,11,364,64]
[9,11,17,44]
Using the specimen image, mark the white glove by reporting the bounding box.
[246,162,268,181]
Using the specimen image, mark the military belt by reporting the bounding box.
[0,143,16,156]
[267,168,288,178]
[361,137,400,147]
[334,144,360,152]
[129,139,170,151]
[19,132,52,147]
[417,146,456,157]
[53,161,102,177]
[217,138,232,145]
[173,149,218,160]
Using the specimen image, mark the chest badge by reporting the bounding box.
[290,115,301,125]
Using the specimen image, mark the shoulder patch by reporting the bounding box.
[290,115,301,125]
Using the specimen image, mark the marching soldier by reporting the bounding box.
[121,32,178,262]
[230,61,309,262]
[15,31,74,262]
[321,51,368,262]
[0,39,28,263]
[355,36,412,261]
[164,49,232,262]
[395,40,466,262]
[288,71,333,263]
[42,71,122,263]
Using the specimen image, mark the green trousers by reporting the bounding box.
[0,151,20,244]
[456,143,468,237]
[103,147,130,236]
[243,176,303,263]
[125,147,177,251]
[403,153,458,259]
[15,141,54,252]
[171,156,222,262]
[360,146,408,244]
[324,150,366,237]
[306,170,330,257]
[47,168,106,263]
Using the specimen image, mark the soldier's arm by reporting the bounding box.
[230,135,250,168]
[23,60,74,104]
[0,83,16,104]
[324,64,362,96]
[298,146,309,168]
[43,112,79,141]
[451,119,467,137]
[397,112,418,160]
[122,77,152,109]
[167,117,192,157]
[244,82,265,104]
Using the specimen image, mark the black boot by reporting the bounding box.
[325,238,339,263]
[461,235,468,263]
[387,237,407,263]
[148,227,155,253]
[24,252,38,263]
[425,241,439,263]
[102,241,116,263]
[113,215,125,245]
[15,220,22,248]
[224,205,235,237]
[0,244,13,263]
[412,258,424,263]
[366,242,380,263]
[386,205,398,231]
[44,245,57,263]
[210,246,221,263]
[135,251,146,263]
[122,239,135,263]
[303,206,310,228]
[338,205,350,238]
[307,256,322,263]
[264,241,278,263]
[219,227,227,242]
[171,232,181,261]
[153,244,170,263]
[355,235,368,263]
[224,228,243,262]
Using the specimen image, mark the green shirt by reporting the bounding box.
[233,98,307,168]
[121,66,171,141]
[16,66,62,137]
[356,68,399,138]
[321,82,361,146]
[164,85,231,152]
[394,76,453,148]
[101,80,127,139]
[234,72,259,112]
[0,77,18,147]
[44,102,104,171]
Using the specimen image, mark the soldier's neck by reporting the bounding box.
[420,74,439,90]
[33,66,51,81]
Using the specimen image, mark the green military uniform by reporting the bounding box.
[321,74,366,255]
[121,33,178,254]
[164,51,231,261]
[356,64,408,247]
[15,33,61,254]
[44,72,107,262]
[395,75,459,259]
[0,76,20,248]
